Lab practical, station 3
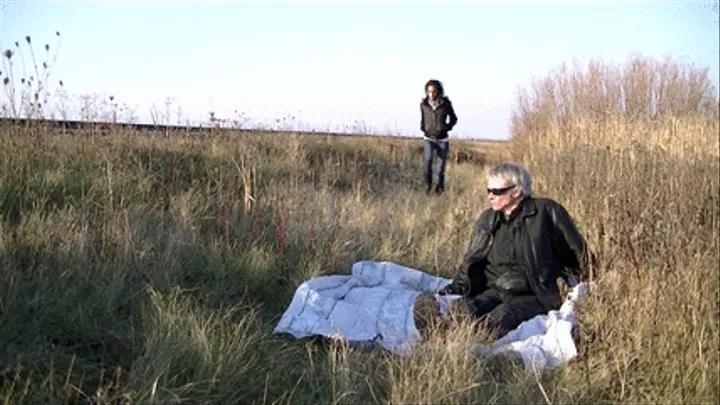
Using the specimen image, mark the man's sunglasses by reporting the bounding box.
[487,185,516,196]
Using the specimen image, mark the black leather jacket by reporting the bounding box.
[420,96,458,140]
[446,197,595,311]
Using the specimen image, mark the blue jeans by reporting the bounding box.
[423,139,449,188]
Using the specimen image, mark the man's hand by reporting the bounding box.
[438,282,461,296]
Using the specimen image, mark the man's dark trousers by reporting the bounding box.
[466,289,547,338]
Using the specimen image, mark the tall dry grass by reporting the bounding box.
[507,56,719,404]
[1,115,716,404]
[513,115,719,404]
[0,55,718,404]
[512,54,719,136]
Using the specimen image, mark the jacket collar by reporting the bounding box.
[423,96,445,106]
[495,196,536,219]
[519,196,537,219]
[484,196,537,232]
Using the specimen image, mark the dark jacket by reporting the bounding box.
[420,96,458,140]
[447,197,595,312]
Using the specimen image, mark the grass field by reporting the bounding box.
[0,111,717,404]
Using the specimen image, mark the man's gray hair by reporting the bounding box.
[488,162,533,197]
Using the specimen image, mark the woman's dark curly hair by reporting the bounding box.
[424,79,445,96]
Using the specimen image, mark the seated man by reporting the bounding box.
[438,162,595,338]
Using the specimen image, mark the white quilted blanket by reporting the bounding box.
[273,261,587,372]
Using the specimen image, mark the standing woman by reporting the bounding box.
[420,79,458,194]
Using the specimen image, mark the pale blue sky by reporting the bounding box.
[1,1,718,139]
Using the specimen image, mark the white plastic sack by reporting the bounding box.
[473,282,588,374]
[273,260,451,354]
[273,260,588,371]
